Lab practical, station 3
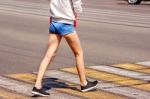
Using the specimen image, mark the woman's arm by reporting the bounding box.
[72,0,82,14]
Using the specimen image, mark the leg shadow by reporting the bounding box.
[31,77,79,98]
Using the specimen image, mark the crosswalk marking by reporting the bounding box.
[0,76,33,96]
[1,61,150,98]
[0,76,82,99]
[0,87,28,99]
[44,70,150,99]
[136,61,150,67]
[6,73,127,99]
[54,85,126,99]
[6,73,37,84]
[88,65,150,81]
[112,64,150,74]
[113,64,149,70]
[1,70,150,99]
[61,67,150,92]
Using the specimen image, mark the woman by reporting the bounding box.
[32,0,98,96]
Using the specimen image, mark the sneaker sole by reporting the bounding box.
[81,85,97,92]
[32,91,49,97]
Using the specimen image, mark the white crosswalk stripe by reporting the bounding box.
[136,61,150,67]
[43,70,150,99]
[88,65,150,81]
[0,61,150,98]
[0,76,82,99]
[0,76,32,96]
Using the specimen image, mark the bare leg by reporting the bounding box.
[64,32,87,86]
[35,34,62,89]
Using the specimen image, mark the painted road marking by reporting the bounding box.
[6,73,37,84]
[88,65,150,81]
[112,64,150,74]
[6,73,127,99]
[1,69,150,99]
[136,61,150,67]
[44,70,150,99]
[0,76,32,96]
[0,76,83,99]
[61,67,150,92]
[1,61,150,98]
[0,87,28,99]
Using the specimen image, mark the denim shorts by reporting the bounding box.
[49,21,75,36]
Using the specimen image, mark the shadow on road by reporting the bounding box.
[31,77,79,98]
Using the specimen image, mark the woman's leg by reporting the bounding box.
[35,34,62,89]
[64,32,87,86]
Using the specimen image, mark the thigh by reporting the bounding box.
[48,33,62,45]
[64,32,83,55]
[45,34,62,56]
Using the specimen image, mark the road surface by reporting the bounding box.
[0,0,150,74]
[0,0,150,99]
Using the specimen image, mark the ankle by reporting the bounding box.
[35,85,42,89]
[81,80,88,86]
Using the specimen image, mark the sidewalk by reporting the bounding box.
[0,61,150,99]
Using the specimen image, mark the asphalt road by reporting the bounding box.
[0,0,150,74]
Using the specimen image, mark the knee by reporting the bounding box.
[45,52,56,60]
[52,52,57,57]
[74,50,84,58]
[45,54,53,60]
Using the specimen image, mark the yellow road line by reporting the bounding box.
[61,67,150,92]
[112,64,150,74]
[6,73,126,99]
[6,73,37,84]
[136,69,150,74]
[0,87,28,99]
